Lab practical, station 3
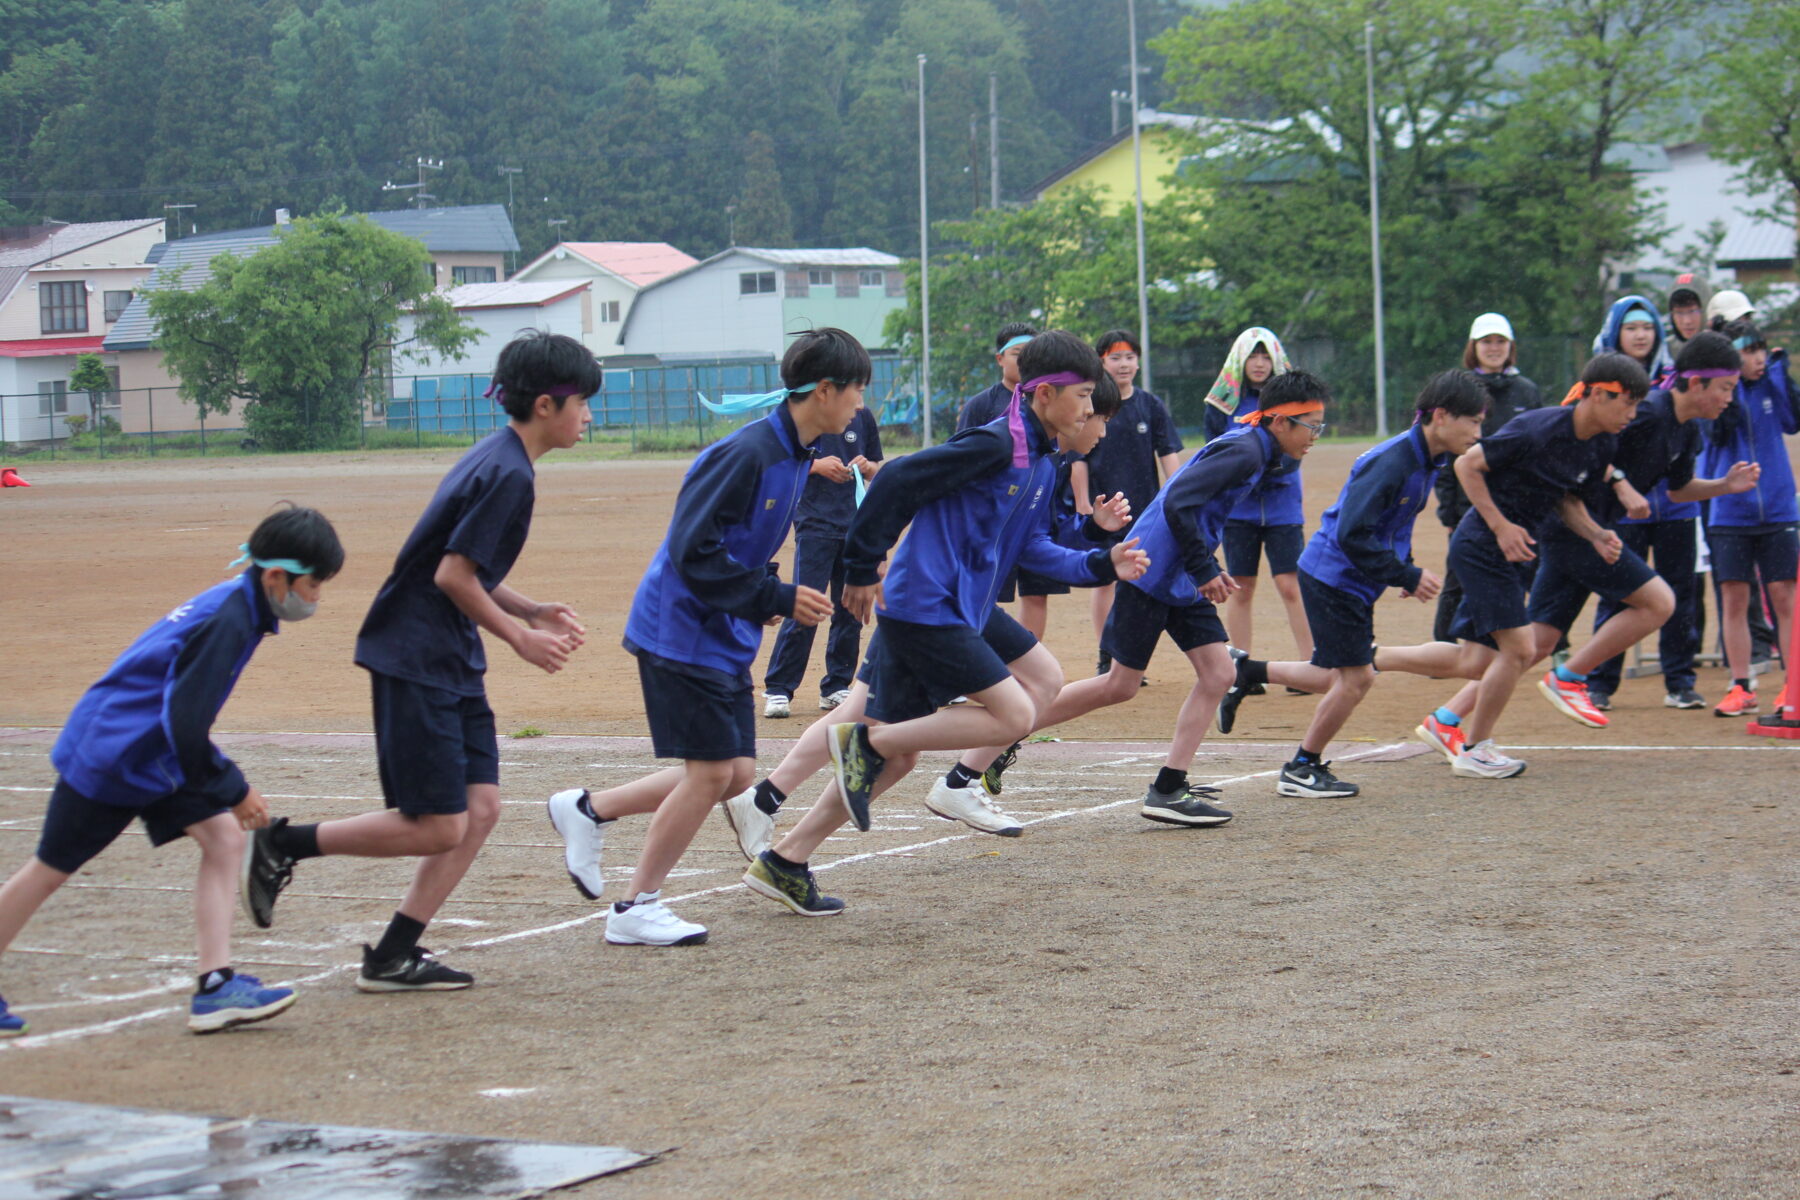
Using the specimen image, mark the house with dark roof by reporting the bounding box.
[509,241,697,354]
[617,247,904,361]
[102,205,520,434]
[0,218,163,442]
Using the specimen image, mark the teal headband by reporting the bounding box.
[1620,307,1657,326]
[699,380,836,415]
[999,335,1033,352]
[228,544,313,575]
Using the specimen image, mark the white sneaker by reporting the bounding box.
[924,777,1023,836]
[604,892,708,946]
[764,694,791,719]
[1451,739,1528,779]
[820,689,851,711]
[720,786,775,861]
[547,788,608,900]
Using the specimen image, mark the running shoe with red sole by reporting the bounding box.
[1714,684,1759,717]
[1414,712,1466,764]
[1537,671,1609,728]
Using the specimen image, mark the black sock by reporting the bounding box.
[270,820,322,861]
[766,848,805,871]
[575,792,611,824]
[1154,767,1187,794]
[1735,678,1753,692]
[752,778,787,816]
[373,912,425,963]
[196,967,235,993]
[945,763,980,789]
[1294,747,1322,766]
[1242,658,1270,686]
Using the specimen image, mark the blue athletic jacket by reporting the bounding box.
[1213,390,1304,526]
[1297,424,1446,603]
[843,404,1115,628]
[624,405,813,675]
[1128,423,1292,606]
[50,570,275,809]
[1699,350,1799,527]
[1595,295,1693,523]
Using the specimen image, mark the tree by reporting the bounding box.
[150,214,477,450]
[734,131,795,247]
[1706,1,1800,279]
[67,353,112,427]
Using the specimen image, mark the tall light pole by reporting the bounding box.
[1365,21,1388,439]
[1127,0,1151,390]
[918,53,933,448]
[989,72,1001,208]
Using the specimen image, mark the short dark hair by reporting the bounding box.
[994,322,1038,352]
[1256,369,1330,416]
[1672,331,1741,388]
[1579,352,1651,399]
[1721,317,1767,353]
[491,329,601,420]
[1094,329,1140,357]
[1461,338,1517,371]
[1415,370,1487,420]
[1019,329,1102,384]
[1669,287,1703,310]
[784,326,872,391]
[248,503,344,582]
[1090,371,1123,420]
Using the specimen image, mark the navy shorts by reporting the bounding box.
[1708,524,1800,584]
[1223,521,1304,577]
[1298,569,1376,669]
[634,649,755,762]
[370,671,499,815]
[996,567,1071,601]
[1101,581,1228,672]
[36,778,231,874]
[1526,531,1657,633]
[1445,522,1538,646]
[858,612,1025,724]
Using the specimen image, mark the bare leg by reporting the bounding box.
[1721,580,1752,680]
[1222,575,1259,651]
[316,810,468,858]
[1271,572,1313,658]
[1298,664,1375,754]
[1464,625,1537,746]
[186,813,244,974]
[586,766,688,820]
[626,759,755,897]
[1564,578,1676,676]
[1165,642,1237,769]
[1373,640,1489,680]
[772,748,921,862]
[863,676,1037,759]
[768,684,871,795]
[1263,660,1337,693]
[397,783,502,925]
[951,643,1065,774]
[0,858,71,958]
[1018,594,1049,639]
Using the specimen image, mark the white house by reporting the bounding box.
[0,218,163,443]
[617,247,904,361]
[1633,142,1793,283]
[509,241,696,355]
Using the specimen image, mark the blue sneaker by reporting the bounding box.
[188,973,296,1034]
[0,993,26,1038]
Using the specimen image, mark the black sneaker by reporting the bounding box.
[240,819,296,930]
[1216,648,1254,734]
[1588,689,1613,712]
[1276,759,1360,798]
[1140,782,1234,827]
[827,722,885,832]
[743,851,846,917]
[982,741,1022,796]
[1664,688,1704,710]
[355,945,473,992]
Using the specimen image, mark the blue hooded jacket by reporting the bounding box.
[1594,294,1692,523]
[1699,349,1799,527]
[1297,424,1446,603]
[844,403,1115,628]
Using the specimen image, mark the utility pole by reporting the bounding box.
[497,166,522,275]
[918,53,932,449]
[382,156,443,210]
[1365,20,1388,439]
[1127,0,1151,390]
[162,203,195,242]
[989,73,1001,208]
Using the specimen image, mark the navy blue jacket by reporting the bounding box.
[795,407,883,534]
[51,571,275,809]
[844,405,1115,628]
[957,381,1013,432]
[1078,388,1184,522]
[1699,351,1799,527]
[1595,388,1699,528]
[1213,389,1304,526]
[624,405,814,675]
[1127,424,1292,606]
[1460,406,1617,544]
[1298,425,1446,603]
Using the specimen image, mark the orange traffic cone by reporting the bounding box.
[0,467,29,487]
[1747,586,1800,739]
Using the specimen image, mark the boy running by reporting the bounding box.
[241,331,595,989]
[0,506,344,1036]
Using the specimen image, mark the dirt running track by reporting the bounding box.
[0,445,1795,1198]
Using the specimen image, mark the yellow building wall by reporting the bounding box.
[1038,126,1188,211]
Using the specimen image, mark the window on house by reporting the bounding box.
[101,365,121,409]
[451,265,497,285]
[739,271,776,295]
[103,290,134,323]
[807,268,832,287]
[600,299,621,322]
[859,270,884,288]
[37,381,67,417]
[424,260,438,285]
[835,271,858,298]
[39,281,88,333]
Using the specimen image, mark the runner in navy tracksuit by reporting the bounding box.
[1217,372,1488,798]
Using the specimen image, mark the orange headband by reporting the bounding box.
[1560,380,1626,406]
[1104,342,1135,357]
[1236,400,1324,425]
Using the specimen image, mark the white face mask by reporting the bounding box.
[268,586,317,622]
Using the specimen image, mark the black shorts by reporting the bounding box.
[1445,523,1537,646]
[1101,581,1228,672]
[634,649,756,762]
[36,778,231,875]
[858,614,1019,724]
[1526,531,1657,633]
[370,671,499,815]
[1223,521,1304,577]
[996,567,1070,601]
[1298,569,1376,669]
[1707,524,1800,584]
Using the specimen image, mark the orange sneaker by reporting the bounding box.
[1537,670,1609,728]
[1414,712,1466,764]
[1714,684,1758,717]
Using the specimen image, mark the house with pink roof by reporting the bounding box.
[509,241,697,356]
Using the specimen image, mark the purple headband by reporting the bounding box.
[1008,372,1091,466]
[1678,369,1739,379]
[482,382,590,400]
